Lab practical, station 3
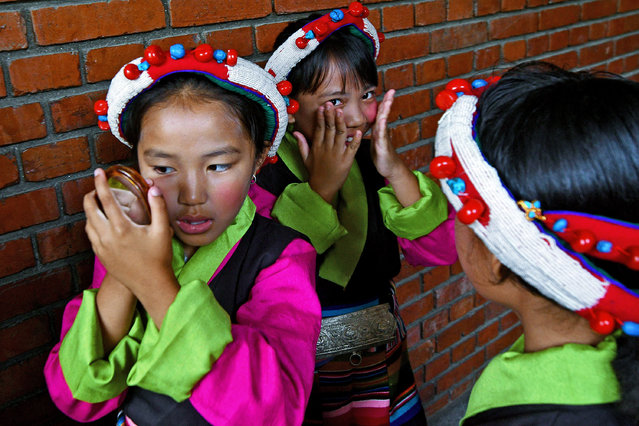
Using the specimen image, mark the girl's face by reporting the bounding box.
[137,100,263,256]
[293,64,378,143]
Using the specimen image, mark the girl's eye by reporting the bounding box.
[208,164,230,172]
[329,98,343,106]
[153,166,174,174]
[362,90,375,100]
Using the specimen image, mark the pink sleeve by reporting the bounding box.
[43,258,126,422]
[248,183,275,218]
[190,238,321,426]
[399,206,458,266]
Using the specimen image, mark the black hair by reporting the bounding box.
[476,60,639,421]
[122,73,267,156]
[272,14,378,97]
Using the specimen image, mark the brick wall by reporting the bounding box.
[0,0,637,424]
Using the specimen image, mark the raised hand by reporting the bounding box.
[295,102,362,204]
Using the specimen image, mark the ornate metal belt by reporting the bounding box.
[316,303,397,360]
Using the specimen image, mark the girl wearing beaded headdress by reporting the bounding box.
[43,44,321,425]
[252,2,457,424]
[433,61,639,424]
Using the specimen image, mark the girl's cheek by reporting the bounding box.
[364,102,378,124]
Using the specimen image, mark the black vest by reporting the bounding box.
[122,215,305,425]
[257,140,400,307]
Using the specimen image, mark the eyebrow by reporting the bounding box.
[143,147,241,159]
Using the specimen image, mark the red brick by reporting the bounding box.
[424,352,451,381]
[450,296,474,321]
[0,11,27,51]
[401,293,435,325]
[620,0,639,11]
[0,268,74,322]
[528,0,548,6]
[172,0,270,26]
[406,323,421,348]
[0,103,46,146]
[569,27,589,49]
[37,221,90,264]
[448,0,473,21]
[383,4,414,32]
[474,292,488,307]
[417,383,436,405]
[423,309,448,339]
[396,277,421,305]
[378,33,429,66]
[31,0,165,45]
[549,29,570,51]
[50,91,106,133]
[397,257,427,281]
[95,132,133,164]
[423,264,451,291]
[86,44,144,83]
[399,144,432,170]
[205,27,254,57]
[527,34,549,57]
[500,311,520,330]
[608,15,639,37]
[447,51,474,77]
[589,22,609,41]
[431,22,487,53]
[0,66,5,98]
[435,276,473,307]
[437,309,485,351]
[76,256,95,291]
[451,335,477,363]
[390,121,420,149]
[384,64,414,91]
[416,58,445,85]
[476,45,500,70]
[0,238,35,278]
[450,377,474,400]
[0,352,48,404]
[0,315,52,362]
[425,393,450,416]
[477,320,500,345]
[503,40,526,62]
[150,36,199,57]
[616,34,639,56]
[502,0,526,11]
[625,54,639,73]
[581,0,616,20]
[273,0,343,13]
[477,0,500,16]
[451,260,463,275]
[421,113,442,140]
[22,137,91,182]
[388,89,430,122]
[579,41,613,66]
[0,188,59,234]
[489,12,538,40]
[486,325,521,358]
[436,351,484,391]
[256,22,289,53]
[540,5,581,30]
[9,52,81,96]
[61,176,94,215]
[415,0,445,26]
[607,58,624,74]
[0,153,19,189]
[408,338,436,367]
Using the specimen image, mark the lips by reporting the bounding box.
[176,215,213,234]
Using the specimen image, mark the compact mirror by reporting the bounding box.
[105,165,151,225]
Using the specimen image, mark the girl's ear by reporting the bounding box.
[253,142,272,173]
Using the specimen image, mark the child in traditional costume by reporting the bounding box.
[251,3,457,424]
[432,61,639,425]
[44,44,321,425]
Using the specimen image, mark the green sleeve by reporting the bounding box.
[126,279,232,402]
[59,289,144,403]
[378,171,448,240]
[271,182,348,254]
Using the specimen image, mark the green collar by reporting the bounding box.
[463,333,620,423]
[171,197,256,285]
[278,132,367,287]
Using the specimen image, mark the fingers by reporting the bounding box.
[373,90,396,146]
[93,168,127,226]
[348,130,363,152]
[294,131,310,162]
[312,105,326,147]
[148,186,172,236]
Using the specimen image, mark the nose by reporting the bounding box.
[178,171,207,205]
[343,99,366,129]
